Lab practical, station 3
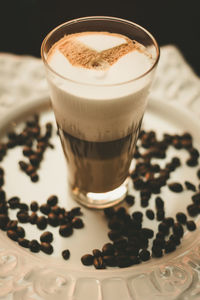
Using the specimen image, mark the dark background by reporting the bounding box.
[0,0,199,76]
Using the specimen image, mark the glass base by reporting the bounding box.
[70,178,130,209]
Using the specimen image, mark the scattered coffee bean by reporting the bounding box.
[0,214,9,230]
[72,217,84,229]
[185,181,196,192]
[168,182,183,193]
[103,255,117,267]
[108,230,121,241]
[16,226,25,238]
[117,255,132,268]
[8,197,20,209]
[141,228,154,239]
[155,197,164,210]
[6,220,18,230]
[152,245,163,258]
[197,169,200,180]
[165,240,176,253]
[192,192,200,204]
[158,222,169,236]
[7,230,18,241]
[62,249,70,260]
[156,209,165,221]
[40,231,53,243]
[40,204,51,215]
[102,243,115,255]
[29,212,38,225]
[125,194,135,206]
[169,234,180,246]
[187,204,199,217]
[132,211,143,222]
[176,212,187,224]
[173,222,184,238]
[18,238,30,248]
[59,224,73,237]
[186,220,196,231]
[93,256,106,269]
[30,173,39,182]
[47,195,58,207]
[139,249,150,261]
[146,209,155,220]
[17,211,29,223]
[30,201,38,212]
[41,242,53,255]
[163,217,174,227]
[36,216,47,230]
[29,240,40,253]
[48,213,59,227]
[81,254,94,266]
[186,158,198,167]
[71,206,82,216]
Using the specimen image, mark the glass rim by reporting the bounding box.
[41,16,160,87]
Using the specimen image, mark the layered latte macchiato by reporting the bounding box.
[41,17,159,208]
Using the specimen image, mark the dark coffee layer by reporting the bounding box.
[58,119,142,193]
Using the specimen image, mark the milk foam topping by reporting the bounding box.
[46,32,154,142]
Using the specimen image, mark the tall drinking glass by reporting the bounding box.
[41,16,159,209]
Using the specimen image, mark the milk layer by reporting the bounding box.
[46,32,155,142]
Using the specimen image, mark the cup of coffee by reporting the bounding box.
[41,16,159,209]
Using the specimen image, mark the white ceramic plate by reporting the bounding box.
[1,97,200,300]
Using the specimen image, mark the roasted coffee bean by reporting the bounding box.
[41,242,53,255]
[146,209,155,220]
[29,240,40,253]
[155,197,164,210]
[156,209,165,221]
[187,204,199,217]
[158,222,169,236]
[176,212,187,224]
[186,158,198,167]
[104,207,115,218]
[189,148,199,158]
[108,230,122,241]
[29,212,38,225]
[72,217,84,229]
[30,201,38,212]
[192,192,200,204]
[0,202,8,214]
[168,182,183,193]
[0,214,9,229]
[0,167,4,176]
[125,194,135,206]
[59,224,73,237]
[141,228,154,239]
[114,237,128,250]
[152,245,163,257]
[197,169,200,180]
[102,243,115,255]
[117,255,132,268]
[26,165,36,176]
[165,240,176,253]
[130,255,141,265]
[51,205,61,215]
[36,216,47,230]
[18,238,30,248]
[40,204,51,215]
[108,218,123,231]
[0,189,6,202]
[139,249,150,261]
[6,220,18,230]
[48,213,59,227]
[173,223,184,238]
[16,226,25,238]
[23,146,34,157]
[7,230,18,241]
[115,207,126,218]
[70,206,82,216]
[19,161,28,171]
[40,231,53,243]
[132,211,143,223]
[126,246,139,256]
[8,197,20,209]
[62,249,70,260]
[156,232,165,240]
[133,178,145,190]
[153,238,165,249]
[103,255,117,267]
[47,195,58,207]
[18,203,29,211]
[29,155,40,167]
[141,199,149,208]
[169,234,180,246]
[163,217,174,227]
[81,254,94,266]
[186,220,196,231]
[140,189,151,200]
[92,249,102,257]
[17,211,29,223]
[185,181,196,192]
[93,256,106,269]
[30,173,39,182]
